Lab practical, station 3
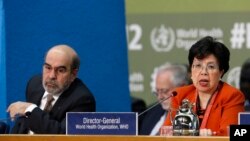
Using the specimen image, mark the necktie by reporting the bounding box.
[43,94,54,112]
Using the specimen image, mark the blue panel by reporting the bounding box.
[239,112,250,125]
[0,0,6,119]
[4,0,130,115]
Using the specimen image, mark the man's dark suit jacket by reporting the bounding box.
[11,74,96,134]
[139,104,166,135]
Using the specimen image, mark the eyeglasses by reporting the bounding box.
[152,88,170,97]
[192,63,219,72]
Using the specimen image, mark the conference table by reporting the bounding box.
[0,135,229,141]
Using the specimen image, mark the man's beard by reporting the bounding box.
[43,79,71,94]
[161,102,171,111]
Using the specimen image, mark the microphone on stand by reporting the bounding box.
[138,91,177,117]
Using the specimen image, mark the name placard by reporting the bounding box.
[238,112,250,125]
[66,112,138,135]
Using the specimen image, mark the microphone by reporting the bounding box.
[138,91,177,117]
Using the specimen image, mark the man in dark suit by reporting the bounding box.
[7,45,96,134]
[139,63,190,135]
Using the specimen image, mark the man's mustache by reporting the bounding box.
[45,80,57,86]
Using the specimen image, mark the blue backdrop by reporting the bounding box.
[0,0,131,119]
[0,0,6,120]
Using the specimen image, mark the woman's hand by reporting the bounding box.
[199,128,213,136]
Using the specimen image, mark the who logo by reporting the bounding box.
[150,25,175,52]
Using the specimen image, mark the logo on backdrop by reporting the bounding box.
[150,25,223,52]
[230,22,250,49]
[129,72,144,93]
[151,25,175,52]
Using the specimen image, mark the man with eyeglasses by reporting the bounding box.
[139,63,190,135]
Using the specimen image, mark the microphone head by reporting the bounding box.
[172,91,177,97]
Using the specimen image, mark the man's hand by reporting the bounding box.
[6,101,33,121]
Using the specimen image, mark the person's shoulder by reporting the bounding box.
[176,84,195,91]
[174,84,196,100]
[72,78,89,90]
[175,84,196,95]
[27,74,42,85]
[220,82,243,95]
[69,78,94,98]
[218,81,245,101]
[73,77,83,85]
[131,96,146,114]
[29,74,42,81]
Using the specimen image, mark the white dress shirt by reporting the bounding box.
[25,91,60,134]
[150,112,167,136]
